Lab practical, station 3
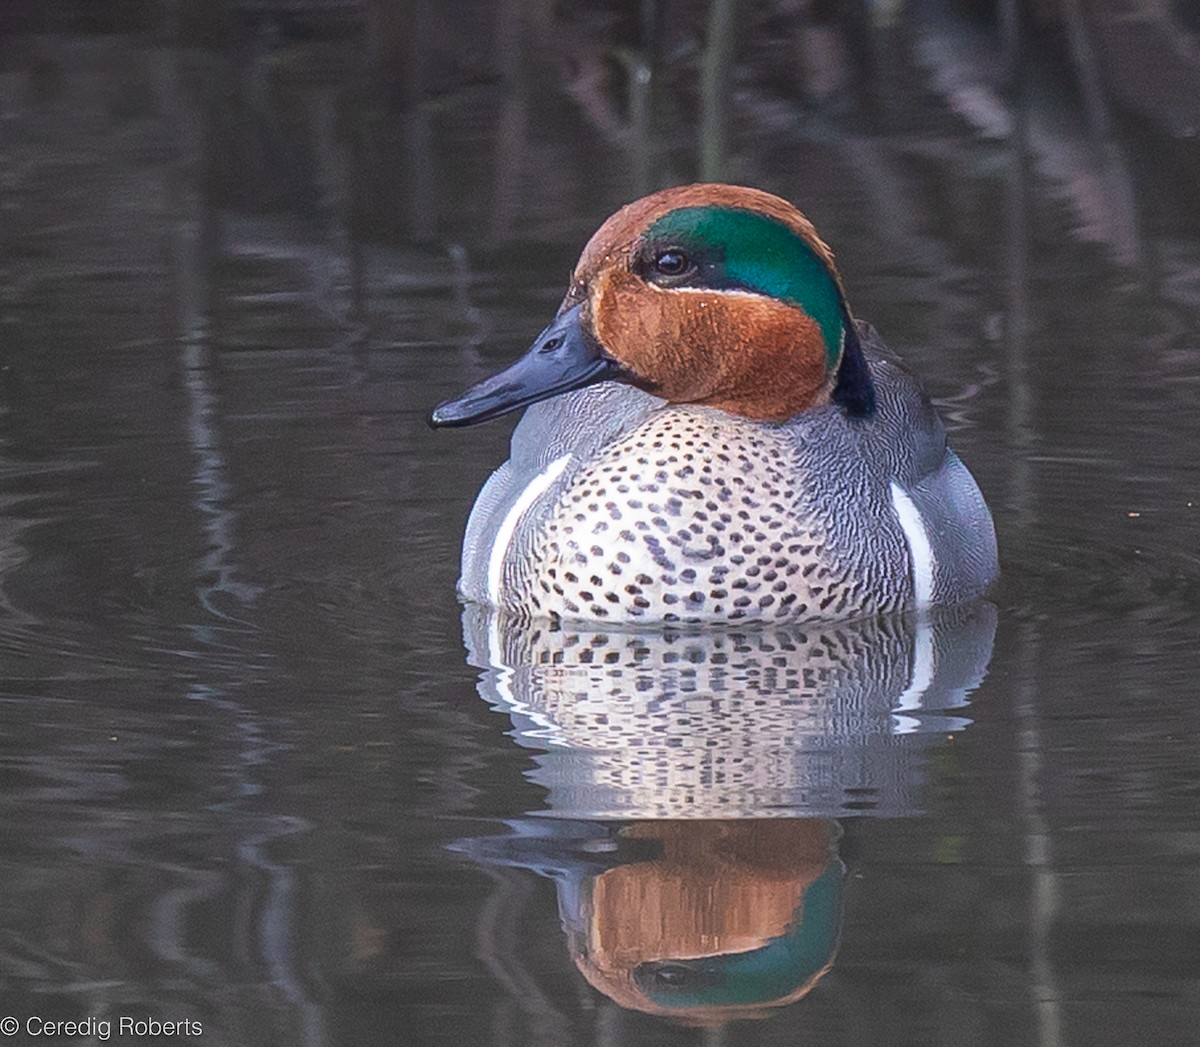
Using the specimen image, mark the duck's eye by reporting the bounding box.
[653,249,689,276]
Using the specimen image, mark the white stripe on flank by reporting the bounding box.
[890,481,935,609]
[487,454,572,606]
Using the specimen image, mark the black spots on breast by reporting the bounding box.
[527,411,871,623]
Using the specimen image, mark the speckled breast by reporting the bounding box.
[504,408,909,625]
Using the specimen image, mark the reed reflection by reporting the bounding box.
[456,603,996,1024]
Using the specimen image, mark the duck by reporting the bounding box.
[430,184,997,625]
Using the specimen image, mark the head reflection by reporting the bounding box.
[573,819,841,1021]
[456,602,995,1022]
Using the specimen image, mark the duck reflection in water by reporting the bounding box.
[454,603,996,1023]
[464,602,995,818]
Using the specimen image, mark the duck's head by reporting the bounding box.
[430,184,875,427]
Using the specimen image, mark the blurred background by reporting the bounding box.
[2,1,1200,1045]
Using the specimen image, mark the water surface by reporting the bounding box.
[2,6,1200,1045]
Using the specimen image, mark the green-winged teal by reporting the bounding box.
[432,184,998,624]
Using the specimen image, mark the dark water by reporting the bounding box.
[3,5,1200,1045]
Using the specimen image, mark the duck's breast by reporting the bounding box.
[459,349,997,621]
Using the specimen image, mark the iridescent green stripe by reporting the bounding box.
[646,206,844,368]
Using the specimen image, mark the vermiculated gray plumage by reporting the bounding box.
[461,323,997,625]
